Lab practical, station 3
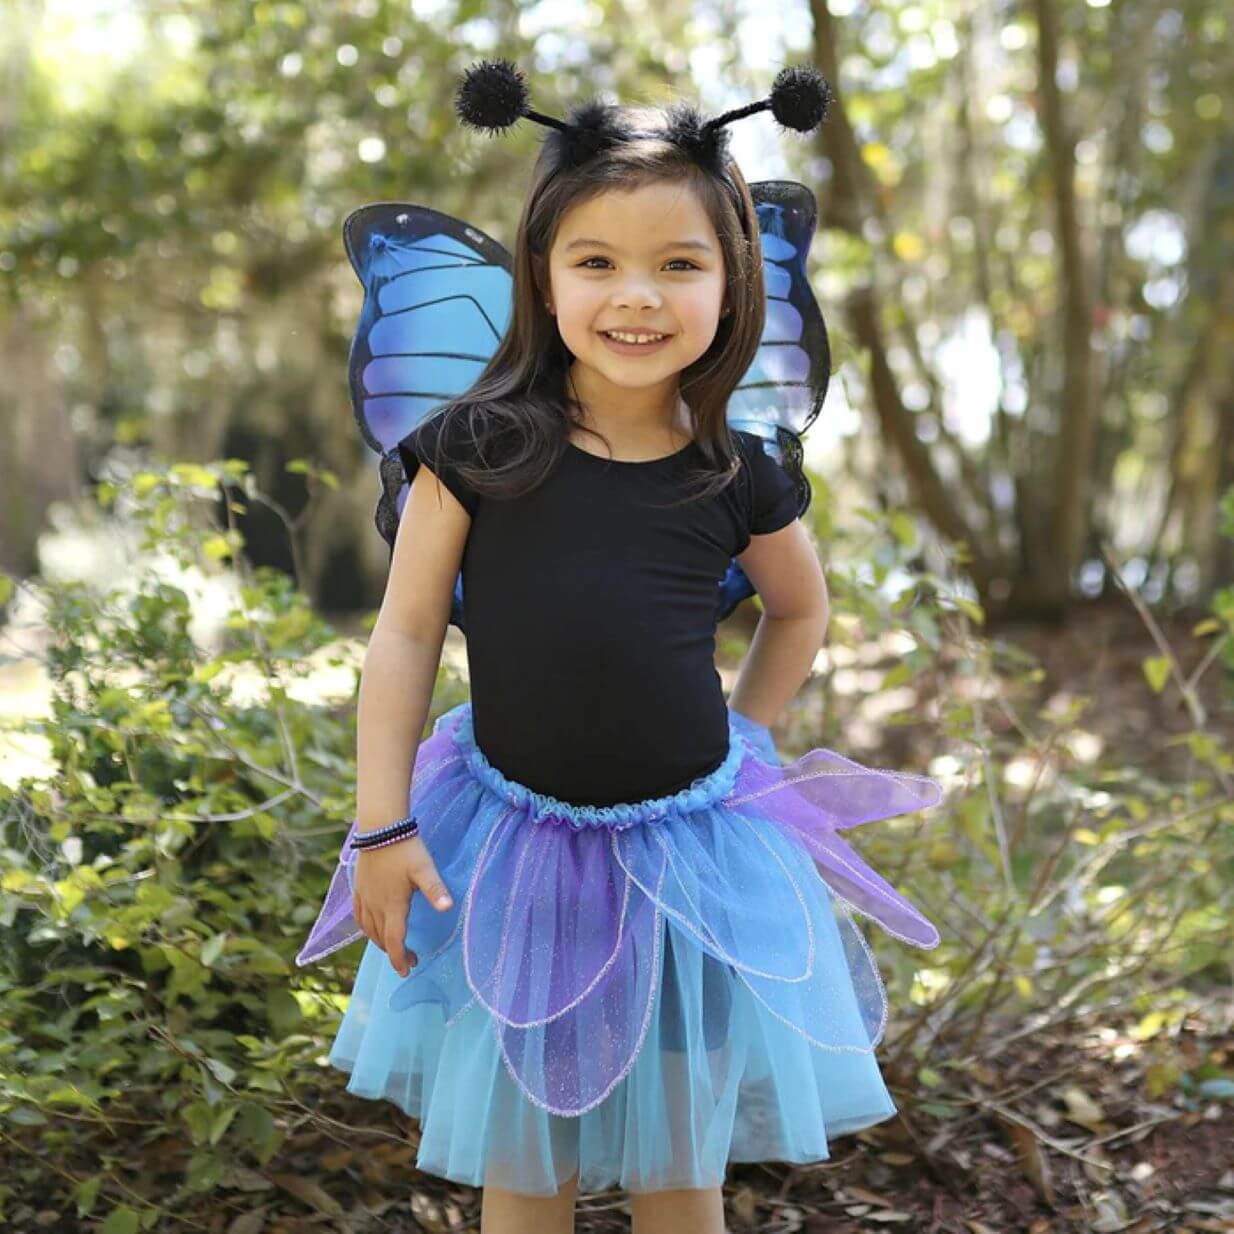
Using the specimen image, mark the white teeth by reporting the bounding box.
[604,331,666,344]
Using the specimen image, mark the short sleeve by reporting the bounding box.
[740,431,799,537]
[397,412,480,518]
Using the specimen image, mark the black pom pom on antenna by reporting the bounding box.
[455,58,531,134]
[768,65,832,133]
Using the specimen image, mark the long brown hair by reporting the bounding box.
[416,101,767,508]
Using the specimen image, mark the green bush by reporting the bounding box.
[0,460,457,1226]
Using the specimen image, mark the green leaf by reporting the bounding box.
[200,933,227,967]
[234,1102,277,1152]
[74,1174,102,1217]
[887,510,917,548]
[954,596,985,626]
[185,1149,226,1194]
[168,463,218,490]
[1142,655,1171,693]
[204,1056,237,1087]
[7,1108,48,1128]
[266,988,303,1033]
[183,1100,213,1144]
[881,661,915,690]
[102,1206,141,1234]
[209,1104,239,1146]
[47,1084,99,1111]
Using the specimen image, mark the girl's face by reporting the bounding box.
[545,180,728,408]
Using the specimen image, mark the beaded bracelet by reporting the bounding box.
[349,813,420,852]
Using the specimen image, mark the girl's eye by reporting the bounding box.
[576,257,699,271]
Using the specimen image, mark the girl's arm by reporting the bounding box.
[356,464,472,831]
[728,520,830,730]
[351,464,472,977]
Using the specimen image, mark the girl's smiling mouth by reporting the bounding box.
[598,330,674,355]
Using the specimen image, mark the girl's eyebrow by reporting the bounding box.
[563,237,714,254]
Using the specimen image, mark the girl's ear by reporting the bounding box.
[531,253,553,313]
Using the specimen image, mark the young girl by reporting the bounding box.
[298,59,943,1233]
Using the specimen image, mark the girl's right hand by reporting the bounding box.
[351,833,453,978]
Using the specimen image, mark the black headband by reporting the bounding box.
[454,59,832,178]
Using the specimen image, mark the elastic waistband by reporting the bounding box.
[445,703,751,830]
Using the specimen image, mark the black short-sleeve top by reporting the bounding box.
[397,413,801,806]
[397,413,485,520]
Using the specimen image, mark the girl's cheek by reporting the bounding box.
[681,298,724,335]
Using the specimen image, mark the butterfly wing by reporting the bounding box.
[717,180,828,623]
[344,202,513,630]
[732,179,830,442]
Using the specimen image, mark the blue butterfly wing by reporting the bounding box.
[730,180,830,441]
[717,180,828,623]
[343,203,513,631]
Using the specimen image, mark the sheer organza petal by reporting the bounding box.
[493,859,666,1115]
[726,852,890,1051]
[612,805,890,1052]
[721,749,943,949]
[462,810,636,1027]
[612,805,815,982]
[726,745,944,830]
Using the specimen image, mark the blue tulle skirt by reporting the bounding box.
[297,702,944,1196]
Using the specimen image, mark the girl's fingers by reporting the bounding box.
[404,841,453,912]
[355,890,418,974]
[382,913,411,978]
[357,900,380,950]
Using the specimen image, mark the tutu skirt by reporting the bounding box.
[296,702,943,1196]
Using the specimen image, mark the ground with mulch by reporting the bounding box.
[263,1009,1231,1232]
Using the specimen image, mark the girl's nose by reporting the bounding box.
[613,280,663,309]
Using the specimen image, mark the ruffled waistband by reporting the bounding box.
[452,704,750,830]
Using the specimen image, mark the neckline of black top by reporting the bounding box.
[565,438,698,467]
